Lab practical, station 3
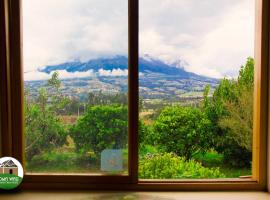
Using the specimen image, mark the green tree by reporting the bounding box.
[138,120,156,149]
[46,71,70,114]
[87,92,127,106]
[217,57,254,151]
[154,106,214,160]
[70,105,128,156]
[206,57,254,167]
[24,79,67,162]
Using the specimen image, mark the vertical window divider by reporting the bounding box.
[128,0,139,183]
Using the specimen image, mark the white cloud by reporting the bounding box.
[23,0,254,79]
[181,0,255,78]
[23,0,128,71]
[139,0,255,78]
[24,70,95,81]
[98,69,128,76]
[24,68,128,81]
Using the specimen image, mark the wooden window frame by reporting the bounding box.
[0,0,268,190]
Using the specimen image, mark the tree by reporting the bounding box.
[24,82,67,162]
[218,87,253,150]
[206,57,254,167]
[217,58,254,151]
[153,106,214,160]
[70,105,128,157]
[138,120,156,148]
[46,71,70,115]
[87,92,128,106]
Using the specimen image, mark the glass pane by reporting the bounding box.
[23,0,128,174]
[139,0,255,179]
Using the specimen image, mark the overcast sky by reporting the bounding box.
[23,0,255,79]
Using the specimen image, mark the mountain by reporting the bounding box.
[39,55,214,81]
[25,55,220,100]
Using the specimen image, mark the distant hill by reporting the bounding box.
[39,55,216,82]
[25,55,220,100]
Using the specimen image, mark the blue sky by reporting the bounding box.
[23,0,254,80]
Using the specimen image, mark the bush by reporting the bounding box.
[139,145,159,157]
[154,106,214,160]
[70,105,128,157]
[139,153,225,179]
[139,120,156,148]
[220,141,252,168]
[192,151,223,167]
[27,151,98,172]
[25,102,67,162]
[28,151,78,171]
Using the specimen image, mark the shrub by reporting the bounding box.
[139,145,159,157]
[139,153,225,179]
[25,94,67,162]
[154,106,214,160]
[70,105,128,157]
[220,141,252,168]
[28,151,79,171]
[27,151,98,172]
[192,151,223,167]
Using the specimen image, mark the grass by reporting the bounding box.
[192,151,251,178]
[219,167,251,178]
[26,147,129,174]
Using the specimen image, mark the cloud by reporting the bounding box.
[24,68,128,81]
[139,0,255,78]
[23,0,128,71]
[23,0,254,78]
[98,69,128,76]
[24,70,95,81]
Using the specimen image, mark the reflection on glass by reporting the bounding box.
[23,0,128,174]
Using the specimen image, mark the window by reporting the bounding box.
[0,0,268,190]
[138,0,255,180]
[23,0,129,175]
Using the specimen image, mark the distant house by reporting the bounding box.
[0,160,18,176]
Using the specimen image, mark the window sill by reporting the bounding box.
[1,191,269,200]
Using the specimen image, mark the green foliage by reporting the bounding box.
[27,151,97,172]
[46,72,71,115]
[47,71,61,90]
[154,106,214,160]
[192,151,224,167]
[70,105,128,156]
[217,58,254,151]
[24,74,67,162]
[202,84,211,109]
[87,92,127,106]
[25,103,67,162]
[139,120,157,148]
[139,145,160,157]
[139,153,225,179]
[204,57,254,167]
[29,151,79,170]
[238,57,254,89]
[221,141,252,167]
